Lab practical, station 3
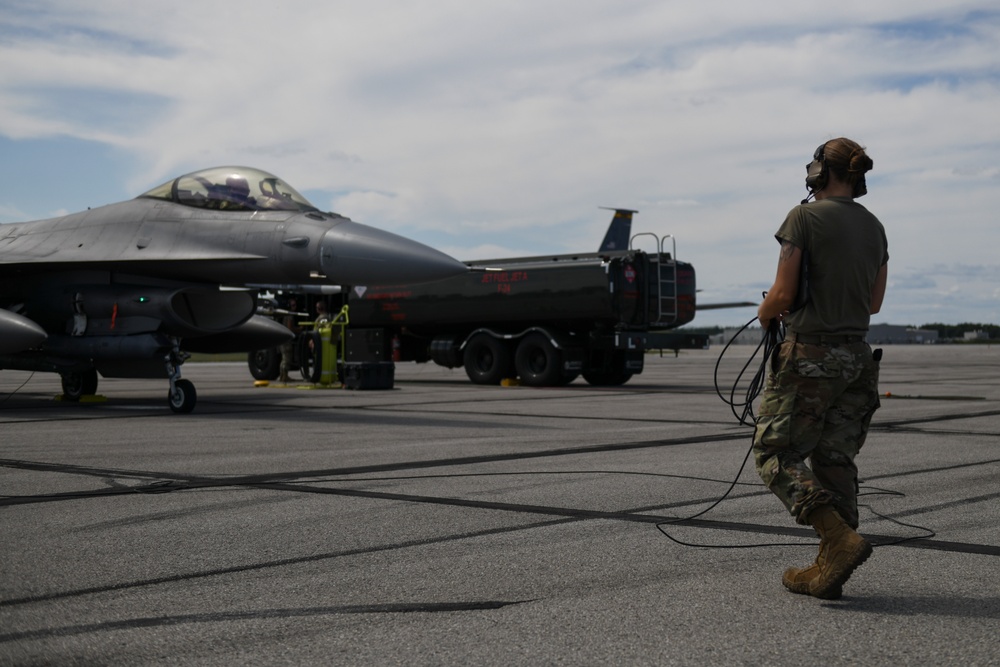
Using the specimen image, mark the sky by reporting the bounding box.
[1,1,998,328]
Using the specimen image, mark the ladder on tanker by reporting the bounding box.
[630,233,678,327]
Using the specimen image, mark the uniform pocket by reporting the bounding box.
[794,345,846,379]
[755,385,796,448]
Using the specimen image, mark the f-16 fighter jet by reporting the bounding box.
[0,166,466,412]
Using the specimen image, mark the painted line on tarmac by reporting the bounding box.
[250,481,1000,558]
[0,600,532,643]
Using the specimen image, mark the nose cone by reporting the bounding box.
[320,220,468,285]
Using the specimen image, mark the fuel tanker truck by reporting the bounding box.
[343,234,701,386]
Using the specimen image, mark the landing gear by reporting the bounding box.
[168,378,197,413]
[166,340,196,413]
[60,368,99,401]
[248,347,281,381]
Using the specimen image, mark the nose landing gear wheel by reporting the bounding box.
[168,378,197,413]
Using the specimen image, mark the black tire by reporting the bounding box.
[248,347,281,381]
[168,379,197,413]
[463,334,513,385]
[582,367,633,386]
[556,372,580,386]
[298,332,322,383]
[61,369,99,401]
[515,333,565,387]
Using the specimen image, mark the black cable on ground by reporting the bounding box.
[0,371,36,406]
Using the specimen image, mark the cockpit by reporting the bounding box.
[140,166,320,213]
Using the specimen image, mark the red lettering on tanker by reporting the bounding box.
[624,265,636,283]
[367,290,413,300]
[481,271,528,293]
[481,271,528,284]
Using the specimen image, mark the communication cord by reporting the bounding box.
[655,316,779,546]
[713,316,781,426]
[0,372,36,406]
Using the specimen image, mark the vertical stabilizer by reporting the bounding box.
[597,208,638,251]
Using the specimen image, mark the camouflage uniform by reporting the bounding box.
[753,339,881,529]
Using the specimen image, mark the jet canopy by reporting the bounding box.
[141,166,320,213]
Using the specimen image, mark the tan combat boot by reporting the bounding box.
[807,505,872,599]
[782,558,842,599]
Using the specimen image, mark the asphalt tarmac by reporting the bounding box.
[1,344,998,666]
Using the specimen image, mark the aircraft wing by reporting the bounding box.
[0,203,269,279]
[696,301,757,310]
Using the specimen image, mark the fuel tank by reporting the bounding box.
[348,251,696,334]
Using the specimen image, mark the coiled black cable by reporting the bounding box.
[713,315,782,426]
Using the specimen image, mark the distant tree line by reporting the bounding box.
[681,323,998,339]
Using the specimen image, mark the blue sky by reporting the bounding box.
[1,1,998,327]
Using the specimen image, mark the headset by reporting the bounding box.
[803,141,868,202]
[803,143,828,197]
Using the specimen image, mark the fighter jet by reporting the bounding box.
[0,166,467,412]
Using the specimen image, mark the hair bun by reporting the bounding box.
[848,149,873,174]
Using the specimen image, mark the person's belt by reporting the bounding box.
[785,332,865,345]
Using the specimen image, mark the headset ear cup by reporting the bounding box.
[805,159,827,192]
[804,142,828,195]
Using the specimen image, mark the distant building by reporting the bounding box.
[710,327,767,346]
[964,330,989,341]
[867,324,938,344]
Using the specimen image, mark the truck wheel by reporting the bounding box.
[61,368,99,401]
[515,333,565,386]
[248,348,281,381]
[557,372,580,386]
[464,334,513,385]
[582,367,633,386]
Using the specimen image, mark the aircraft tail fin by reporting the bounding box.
[597,208,637,252]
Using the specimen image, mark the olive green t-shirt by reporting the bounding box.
[776,197,888,336]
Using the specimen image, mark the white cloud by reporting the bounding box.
[1,1,999,325]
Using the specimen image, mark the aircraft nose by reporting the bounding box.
[319,220,467,285]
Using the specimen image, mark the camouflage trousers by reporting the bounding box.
[753,340,881,528]
[279,341,294,381]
